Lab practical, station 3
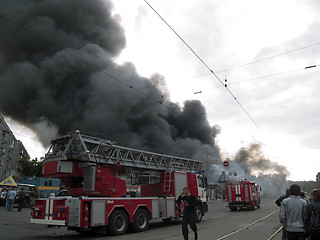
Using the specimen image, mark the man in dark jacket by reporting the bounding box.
[17,187,26,211]
[304,189,320,240]
[177,187,198,240]
[276,188,291,207]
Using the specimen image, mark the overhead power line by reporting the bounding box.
[14,132,43,143]
[193,42,320,78]
[144,0,261,130]
[213,64,319,89]
[0,12,195,118]
[0,13,166,106]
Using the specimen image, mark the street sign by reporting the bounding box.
[223,161,229,167]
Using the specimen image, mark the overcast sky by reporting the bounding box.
[110,0,320,181]
[6,0,320,181]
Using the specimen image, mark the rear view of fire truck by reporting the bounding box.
[30,130,208,235]
[226,180,261,211]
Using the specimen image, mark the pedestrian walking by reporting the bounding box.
[17,187,26,211]
[6,187,16,211]
[280,184,308,240]
[276,188,291,240]
[304,189,320,240]
[177,187,198,240]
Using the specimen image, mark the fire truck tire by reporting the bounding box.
[229,206,237,211]
[248,205,255,211]
[195,205,203,222]
[131,209,149,232]
[108,210,129,235]
[257,201,260,208]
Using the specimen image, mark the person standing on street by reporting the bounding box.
[304,189,320,240]
[29,189,38,207]
[276,188,291,207]
[17,187,26,211]
[280,184,308,240]
[6,187,16,211]
[276,188,291,240]
[0,188,7,206]
[40,191,46,198]
[177,187,198,240]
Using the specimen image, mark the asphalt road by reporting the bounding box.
[0,198,283,240]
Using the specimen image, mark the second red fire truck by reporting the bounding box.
[30,131,208,235]
[226,180,261,211]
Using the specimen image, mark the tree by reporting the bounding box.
[18,156,43,177]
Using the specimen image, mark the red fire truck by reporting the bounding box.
[30,131,208,235]
[226,180,261,211]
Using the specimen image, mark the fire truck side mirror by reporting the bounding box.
[260,187,262,191]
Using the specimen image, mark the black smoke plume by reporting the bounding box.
[0,0,221,175]
[0,1,291,187]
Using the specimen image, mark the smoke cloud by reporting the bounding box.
[0,0,221,177]
[233,142,289,176]
[215,142,290,197]
[0,0,290,187]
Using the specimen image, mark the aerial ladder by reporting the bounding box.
[44,130,205,196]
[32,130,208,235]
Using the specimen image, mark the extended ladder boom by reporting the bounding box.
[45,130,203,172]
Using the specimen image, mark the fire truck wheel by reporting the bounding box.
[229,206,237,212]
[131,209,149,232]
[195,205,203,222]
[108,210,129,235]
[257,201,260,208]
[248,205,255,211]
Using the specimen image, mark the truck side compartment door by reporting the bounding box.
[196,174,206,202]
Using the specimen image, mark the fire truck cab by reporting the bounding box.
[226,180,260,211]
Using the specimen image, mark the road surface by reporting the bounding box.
[0,198,283,240]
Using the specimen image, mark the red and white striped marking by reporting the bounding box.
[235,185,241,201]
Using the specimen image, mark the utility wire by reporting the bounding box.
[213,64,319,89]
[0,13,164,107]
[64,49,163,104]
[0,12,185,121]
[14,132,43,143]
[144,0,261,130]
[188,65,316,95]
[193,42,320,78]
